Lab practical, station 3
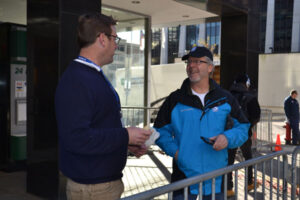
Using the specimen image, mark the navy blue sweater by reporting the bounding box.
[55,60,129,184]
[284,96,299,123]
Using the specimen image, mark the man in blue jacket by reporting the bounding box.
[154,46,249,200]
[284,90,300,145]
[55,13,151,200]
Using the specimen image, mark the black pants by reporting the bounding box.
[227,138,253,190]
[290,120,300,144]
[172,161,224,199]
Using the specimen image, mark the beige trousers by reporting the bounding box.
[66,178,124,200]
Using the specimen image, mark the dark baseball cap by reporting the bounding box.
[182,46,213,61]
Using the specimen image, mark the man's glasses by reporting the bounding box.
[200,136,215,145]
[105,34,121,45]
[185,60,208,65]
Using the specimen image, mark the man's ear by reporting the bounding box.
[208,64,214,73]
[98,33,106,47]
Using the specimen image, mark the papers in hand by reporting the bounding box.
[145,127,160,147]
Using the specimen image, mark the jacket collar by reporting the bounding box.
[180,78,219,95]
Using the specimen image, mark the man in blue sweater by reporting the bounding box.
[55,13,151,200]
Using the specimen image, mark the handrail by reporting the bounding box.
[291,147,300,200]
[121,106,159,109]
[121,151,289,200]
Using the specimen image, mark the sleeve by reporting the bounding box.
[247,97,261,126]
[55,76,128,156]
[284,98,291,120]
[223,96,250,149]
[154,94,179,158]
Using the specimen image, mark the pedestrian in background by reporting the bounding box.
[284,90,300,145]
[154,46,249,200]
[227,73,261,197]
[55,13,151,200]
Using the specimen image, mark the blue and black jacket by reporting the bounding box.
[154,78,249,195]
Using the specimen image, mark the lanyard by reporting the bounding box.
[74,56,120,108]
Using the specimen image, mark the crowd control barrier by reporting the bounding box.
[254,109,273,152]
[121,107,159,127]
[121,147,300,200]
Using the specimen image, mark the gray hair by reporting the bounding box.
[204,56,215,76]
[204,56,214,66]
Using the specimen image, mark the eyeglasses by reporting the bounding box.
[185,60,208,65]
[200,136,215,145]
[105,34,121,45]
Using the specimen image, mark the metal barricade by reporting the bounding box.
[254,109,273,151]
[121,148,300,200]
[121,107,159,127]
[291,147,300,200]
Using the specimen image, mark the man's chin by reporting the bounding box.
[189,77,201,83]
[106,58,114,65]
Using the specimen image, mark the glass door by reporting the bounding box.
[102,6,150,126]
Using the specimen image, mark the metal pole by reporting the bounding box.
[254,164,257,200]
[244,167,248,200]
[283,155,288,200]
[212,178,216,200]
[277,156,280,200]
[199,182,203,200]
[270,159,273,200]
[262,162,266,197]
[143,17,151,126]
[235,170,238,200]
[291,147,300,200]
[224,174,228,200]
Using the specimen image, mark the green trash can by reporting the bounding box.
[10,135,26,161]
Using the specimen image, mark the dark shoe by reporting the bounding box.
[247,182,259,191]
[227,190,235,197]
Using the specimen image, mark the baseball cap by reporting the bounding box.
[182,46,213,61]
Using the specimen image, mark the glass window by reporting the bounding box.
[168,26,180,63]
[205,22,221,56]
[274,0,294,52]
[151,28,161,65]
[101,7,146,108]
[186,25,198,50]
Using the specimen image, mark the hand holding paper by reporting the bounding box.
[144,127,160,147]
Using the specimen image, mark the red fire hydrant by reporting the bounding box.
[285,122,291,145]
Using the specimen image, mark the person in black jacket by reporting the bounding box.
[284,90,300,145]
[227,73,261,197]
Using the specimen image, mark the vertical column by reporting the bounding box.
[291,0,300,52]
[27,0,59,198]
[199,23,206,46]
[178,25,186,57]
[160,27,168,64]
[220,14,247,89]
[264,0,275,53]
[27,0,101,199]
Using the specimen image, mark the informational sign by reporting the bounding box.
[10,63,27,136]
[15,80,26,98]
[16,100,26,125]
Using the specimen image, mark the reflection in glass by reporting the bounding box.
[101,7,145,108]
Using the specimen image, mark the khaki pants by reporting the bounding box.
[66,178,124,200]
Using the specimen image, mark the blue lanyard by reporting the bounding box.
[75,56,120,108]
